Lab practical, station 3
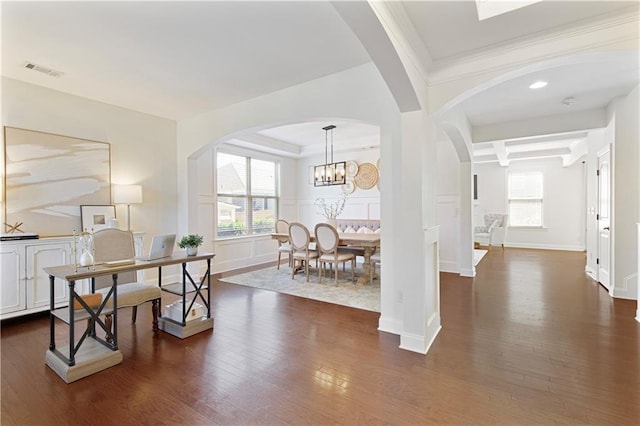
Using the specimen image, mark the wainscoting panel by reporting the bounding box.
[213,236,276,273]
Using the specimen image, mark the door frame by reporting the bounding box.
[596,145,614,296]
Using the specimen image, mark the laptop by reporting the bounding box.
[136,234,176,261]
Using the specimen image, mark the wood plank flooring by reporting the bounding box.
[2,248,639,425]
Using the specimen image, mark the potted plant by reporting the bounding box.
[178,234,204,256]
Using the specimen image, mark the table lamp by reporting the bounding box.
[113,184,142,231]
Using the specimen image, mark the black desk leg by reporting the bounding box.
[68,280,76,366]
[207,259,211,319]
[49,275,55,351]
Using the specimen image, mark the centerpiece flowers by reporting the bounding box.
[315,194,348,226]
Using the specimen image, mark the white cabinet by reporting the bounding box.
[26,242,73,309]
[0,245,25,315]
[0,233,144,320]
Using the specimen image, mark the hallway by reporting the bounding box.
[1,249,638,424]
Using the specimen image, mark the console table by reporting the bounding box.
[44,252,214,383]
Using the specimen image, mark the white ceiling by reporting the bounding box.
[2,1,639,164]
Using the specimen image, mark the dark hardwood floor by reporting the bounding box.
[2,249,639,425]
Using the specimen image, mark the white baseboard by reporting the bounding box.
[214,253,275,274]
[505,242,585,251]
[399,314,441,354]
[612,273,638,300]
[378,316,402,335]
[459,267,475,277]
[439,260,459,274]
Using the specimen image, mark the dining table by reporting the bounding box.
[271,232,380,285]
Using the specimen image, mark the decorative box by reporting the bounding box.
[164,300,204,322]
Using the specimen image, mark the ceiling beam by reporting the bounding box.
[493,141,509,167]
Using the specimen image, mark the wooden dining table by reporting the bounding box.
[271,232,380,285]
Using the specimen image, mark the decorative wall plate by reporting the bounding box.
[354,162,378,190]
[346,160,358,178]
[342,179,355,195]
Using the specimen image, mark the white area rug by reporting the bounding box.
[474,249,488,266]
[220,264,380,312]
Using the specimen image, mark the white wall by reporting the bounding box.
[1,77,180,282]
[175,64,409,339]
[296,148,380,229]
[611,85,639,300]
[437,139,461,273]
[474,157,586,251]
[585,129,608,279]
[193,143,298,273]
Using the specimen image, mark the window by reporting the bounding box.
[216,151,279,238]
[508,171,543,227]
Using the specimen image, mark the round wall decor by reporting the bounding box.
[354,162,378,190]
[342,178,355,195]
[346,160,359,178]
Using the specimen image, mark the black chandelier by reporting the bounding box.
[314,125,346,186]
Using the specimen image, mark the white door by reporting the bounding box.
[597,150,611,290]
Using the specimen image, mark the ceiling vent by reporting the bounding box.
[23,61,63,78]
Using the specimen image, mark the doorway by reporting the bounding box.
[597,148,611,290]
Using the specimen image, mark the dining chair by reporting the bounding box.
[92,229,162,338]
[314,223,355,285]
[275,219,292,269]
[288,222,318,282]
[370,251,381,285]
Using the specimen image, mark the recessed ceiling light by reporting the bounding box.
[529,81,548,89]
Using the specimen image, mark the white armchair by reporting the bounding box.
[474,214,508,249]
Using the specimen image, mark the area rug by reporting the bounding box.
[219,264,380,312]
[474,249,488,266]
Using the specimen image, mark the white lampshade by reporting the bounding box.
[113,184,142,205]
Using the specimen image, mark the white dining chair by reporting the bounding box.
[288,222,319,282]
[275,219,292,269]
[314,223,355,285]
[369,251,381,285]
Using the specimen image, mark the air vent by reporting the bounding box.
[23,61,63,78]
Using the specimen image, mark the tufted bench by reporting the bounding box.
[336,219,381,258]
[336,219,381,234]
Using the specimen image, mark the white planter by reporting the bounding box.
[186,246,198,256]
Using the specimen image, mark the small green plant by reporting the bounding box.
[178,234,204,249]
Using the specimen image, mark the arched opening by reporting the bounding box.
[185,118,385,312]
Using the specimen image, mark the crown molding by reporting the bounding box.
[427,8,639,86]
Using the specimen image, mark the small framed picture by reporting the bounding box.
[80,205,116,232]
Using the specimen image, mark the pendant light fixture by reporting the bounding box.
[314,125,346,186]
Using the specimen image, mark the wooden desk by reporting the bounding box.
[43,252,214,383]
[271,232,380,285]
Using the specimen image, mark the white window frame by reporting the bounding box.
[507,171,544,228]
[215,146,281,239]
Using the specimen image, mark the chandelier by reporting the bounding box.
[314,125,346,186]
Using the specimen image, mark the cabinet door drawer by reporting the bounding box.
[27,243,72,308]
[0,248,25,314]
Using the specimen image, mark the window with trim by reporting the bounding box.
[216,151,279,238]
[508,171,543,227]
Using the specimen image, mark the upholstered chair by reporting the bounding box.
[314,223,355,285]
[369,251,381,285]
[288,222,318,282]
[92,229,162,337]
[275,219,292,269]
[474,214,508,249]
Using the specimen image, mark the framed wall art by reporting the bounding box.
[4,127,111,236]
[80,205,116,232]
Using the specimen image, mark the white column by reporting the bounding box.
[398,110,441,353]
[637,223,640,323]
[459,162,475,277]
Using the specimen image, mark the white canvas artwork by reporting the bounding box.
[4,127,111,236]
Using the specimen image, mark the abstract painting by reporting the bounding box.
[4,127,111,237]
